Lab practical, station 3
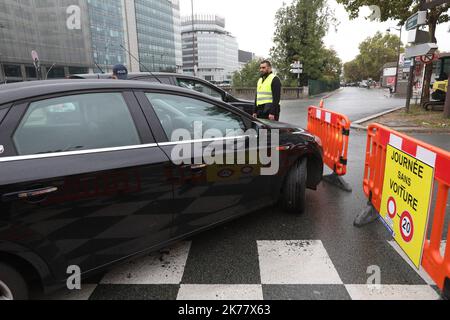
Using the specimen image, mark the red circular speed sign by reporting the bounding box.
[387,197,397,219]
[399,211,414,243]
[420,53,436,65]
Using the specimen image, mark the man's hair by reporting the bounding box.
[260,60,272,68]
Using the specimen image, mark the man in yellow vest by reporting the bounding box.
[253,60,282,121]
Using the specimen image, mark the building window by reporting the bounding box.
[25,66,37,79]
[68,67,89,75]
[3,65,22,78]
[47,67,66,79]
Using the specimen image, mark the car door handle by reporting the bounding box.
[2,187,58,202]
[190,164,207,170]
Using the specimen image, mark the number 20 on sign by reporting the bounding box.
[380,145,435,269]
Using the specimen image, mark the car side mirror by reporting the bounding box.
[224,92,232,102]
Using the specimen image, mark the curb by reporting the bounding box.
[309,87,343,100]
[322,88,344,100]
[353,106,405,125]
[350,106,450,134]
[351,106,404,131]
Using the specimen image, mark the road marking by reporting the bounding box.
[345,284,440,300]
[177,285,263,300]
[257,240,343,285]
[100,242,191,285]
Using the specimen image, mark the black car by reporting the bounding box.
[0,80,323,299]
[68,72,255,115]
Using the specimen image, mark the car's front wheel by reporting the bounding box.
[281,158,307,214]
[0,262,29,300]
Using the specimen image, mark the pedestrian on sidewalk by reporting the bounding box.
[253,60,282,121]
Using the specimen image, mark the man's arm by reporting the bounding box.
[270,77,282,116]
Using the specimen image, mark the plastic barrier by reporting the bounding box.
[307,106,351,176]
[362,124,450,293]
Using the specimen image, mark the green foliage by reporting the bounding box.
[271,0,341,86]
[232,59,262,88]
[344,32,404,82]
[343,60,364,83]
[336,0,449,101]
[335,0,449,27]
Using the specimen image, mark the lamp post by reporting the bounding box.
[387,26,403,94]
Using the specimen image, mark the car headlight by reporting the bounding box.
[314,135,322,147]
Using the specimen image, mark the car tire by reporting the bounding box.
[281,158,307,214]
[0,262,29,300]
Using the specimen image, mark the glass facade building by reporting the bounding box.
[87,0,126,71]
[0,0,92,82]
[134,0,179,73]
[0,0,182,82]
[181,15,239,84]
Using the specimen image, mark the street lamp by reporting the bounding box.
[387,26,403,94]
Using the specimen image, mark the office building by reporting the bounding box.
[181,14,239,84]
[0,0,182,83]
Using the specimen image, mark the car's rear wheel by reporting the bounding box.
[281,158,307,214]
[0,263,29,300]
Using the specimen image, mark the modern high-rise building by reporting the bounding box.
[0,0,92,82]
[0,0,182,83]
[181,14,239,84]
[88,0,127,71]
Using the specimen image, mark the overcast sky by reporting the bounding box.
[179,0,450,63]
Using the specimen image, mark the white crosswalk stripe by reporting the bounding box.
[100,242,191,285]
[44,239,443,300]
[257,240,343,285]
[177,285,264,300]
[345,285,440,300]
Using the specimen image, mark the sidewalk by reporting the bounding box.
[351,104,450,133]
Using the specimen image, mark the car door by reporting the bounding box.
[135,90,273,238]
[0,90,174,281]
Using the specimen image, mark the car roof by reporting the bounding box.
[69,72,176,80]
[68,72,222,84]
[0,79,215,106]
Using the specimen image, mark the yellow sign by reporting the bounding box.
[380,145,434,269]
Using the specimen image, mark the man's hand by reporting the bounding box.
[268,114,276,121]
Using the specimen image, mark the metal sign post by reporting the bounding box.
[290,61,303,98]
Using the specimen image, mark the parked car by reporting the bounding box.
[358,80,369,88]
[0,80,323,299]
[68,72,255,115]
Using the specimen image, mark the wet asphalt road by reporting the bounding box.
[44,87,448,300]
[279,87,406,128]
[175,88,449,299]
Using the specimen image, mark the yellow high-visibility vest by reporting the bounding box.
[256,73,275,106]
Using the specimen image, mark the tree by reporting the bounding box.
[336,0,449,103]
[232,59,262,88]
[321,48,343,82]
[271,0,339,86]
[343,32,403,83]
[344,60,364,83]
[359,32,403,79]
